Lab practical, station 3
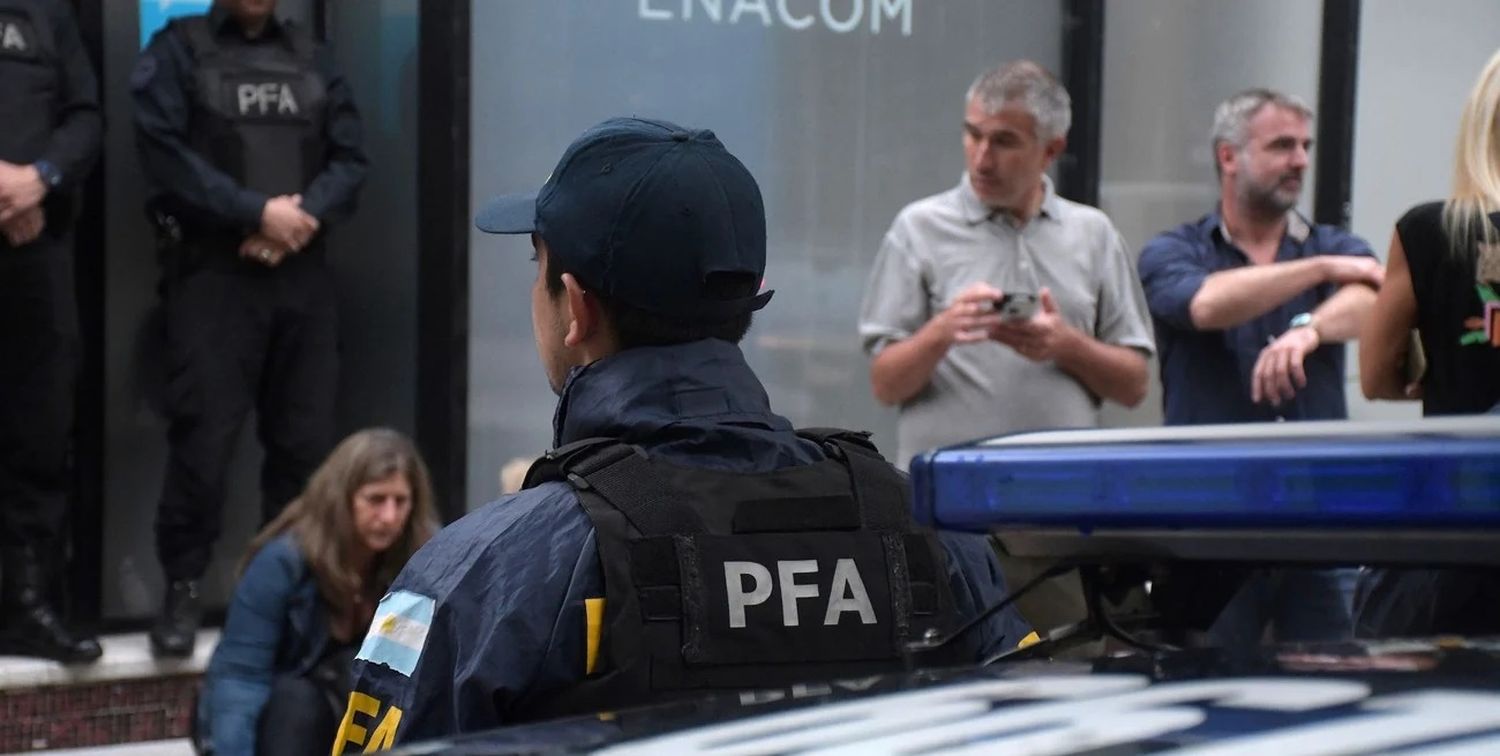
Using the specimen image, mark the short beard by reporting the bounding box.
[1238,173,1299,217]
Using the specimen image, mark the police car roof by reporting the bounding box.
[402,639,1500,754]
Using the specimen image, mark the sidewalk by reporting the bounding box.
[28,739,193,755]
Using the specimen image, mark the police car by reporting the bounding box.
[393,640,1500,754]
[395,417,1500,754]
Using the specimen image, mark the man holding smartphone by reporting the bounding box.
[859,60,1155,468]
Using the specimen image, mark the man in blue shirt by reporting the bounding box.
[1138,89,1381,647]
[1139,89,1381,425]
[333,117,1027,751]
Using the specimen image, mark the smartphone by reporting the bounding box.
[995,292,1038,321]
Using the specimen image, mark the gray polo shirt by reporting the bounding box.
[859,175,1156,466]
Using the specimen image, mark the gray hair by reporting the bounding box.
[1211,88,1315,152]
[965,60,1072,142]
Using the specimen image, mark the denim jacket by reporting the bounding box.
[198,533,330,756]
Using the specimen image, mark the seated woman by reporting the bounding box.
[1357,48,1500,639]
[196,428,439,756]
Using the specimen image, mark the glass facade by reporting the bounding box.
[75,1,1500,619]
[467,0,1064,507]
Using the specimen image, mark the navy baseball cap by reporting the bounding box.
[476,117,774,320]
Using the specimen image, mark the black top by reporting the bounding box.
[0,0,100,195]
[129,6,366,233]
[1396,201,1500,416]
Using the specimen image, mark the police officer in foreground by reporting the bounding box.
[131,0,366,657]
[0,0,102,663]
[335,117,1027,749]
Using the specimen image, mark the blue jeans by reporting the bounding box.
[1207,568,1353,648]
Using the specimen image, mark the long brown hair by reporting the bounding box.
[240,428,438,634]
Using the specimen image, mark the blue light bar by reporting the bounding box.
[909,418,1500,532]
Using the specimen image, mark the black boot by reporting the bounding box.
[150,579,201,657]
[0,546,103,663]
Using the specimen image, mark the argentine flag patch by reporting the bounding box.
[357,590,434,677]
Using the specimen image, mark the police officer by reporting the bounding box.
[0,0,102,663]
[335,118,1028,749]
[131,0,366,657]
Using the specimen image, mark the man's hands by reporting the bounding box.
[1247,256,1384,407]
[933,282,1007,345]
[0,162,47,224]
[260,194,320,252]
[250,194,318,267]
[873,282,1132,407]
[1321,255,1385,288]
[935,284,1080,363]
[991,288,1078,363]
[238,233,292,268]
[1,206,45,247]
[1251,324,1321,406]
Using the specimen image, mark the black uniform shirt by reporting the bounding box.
[0,0,100,194]
[130,7,366,233]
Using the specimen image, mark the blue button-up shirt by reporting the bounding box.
[1138,210,1374,425]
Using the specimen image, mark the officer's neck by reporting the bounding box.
[572,314,622,370]
[230,12,274,39]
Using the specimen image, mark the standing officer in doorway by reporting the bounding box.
[0,0,103,663]
[131,0,367,657]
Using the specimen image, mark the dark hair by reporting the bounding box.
[544,254,755,349]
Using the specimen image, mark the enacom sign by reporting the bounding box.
[638,0,916,37]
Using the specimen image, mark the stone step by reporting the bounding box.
[0,631,217,753]
[40,738,192,755]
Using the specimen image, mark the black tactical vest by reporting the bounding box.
[0,0,57,165]
[515,428,970,721]
[175,15,326,197]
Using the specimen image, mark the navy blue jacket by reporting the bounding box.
[338,340,1029,749]
[199,533,331,756]
[0,0,101,197]
[130,7,366,231]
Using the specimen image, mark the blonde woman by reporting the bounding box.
[195,428,438,756]
[1356,50,1500,641]
[1361,48,1500,413]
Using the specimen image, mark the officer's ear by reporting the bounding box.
[559,272,602,348]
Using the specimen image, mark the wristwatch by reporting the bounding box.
[1289,312,1320,346]
[32,160,63,192]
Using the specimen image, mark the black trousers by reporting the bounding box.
[254,673,343,756]
[155,245,338,581]
[1355,567,1500,638]
[0,236,78,551]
